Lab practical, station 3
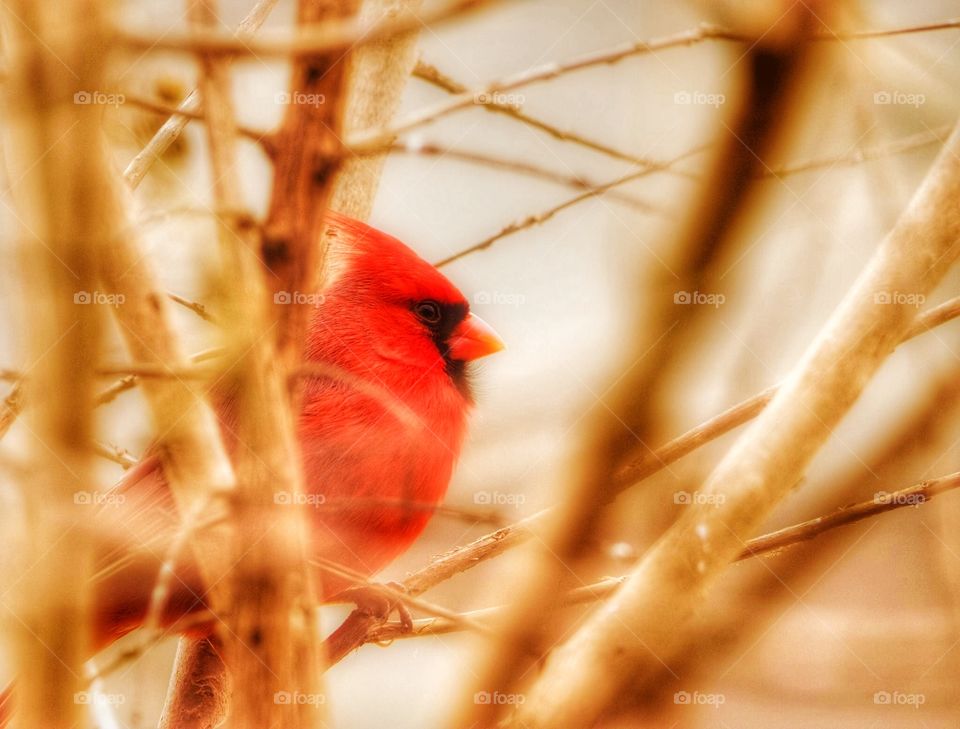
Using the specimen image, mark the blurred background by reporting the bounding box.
[2,0,960,726]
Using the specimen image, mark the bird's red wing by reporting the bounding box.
[92,455,209,650]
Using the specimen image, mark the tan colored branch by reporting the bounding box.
[160,0,354,725]
[329,0,424,220]
[509,119,960,729]
[1,1,110,726]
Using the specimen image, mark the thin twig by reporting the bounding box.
[166,293,219,324]
[92,440,138,469]
[766,124,952,178]
[390,141,660,211]
[433,161,691,268]
[0,382,23,439]
[412,59,691,175]
[123,92,271,149]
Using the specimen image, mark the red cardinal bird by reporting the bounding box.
[87,212,503,649]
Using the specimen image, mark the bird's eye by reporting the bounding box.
[414,300,442,325]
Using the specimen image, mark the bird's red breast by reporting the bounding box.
[90,214,503,650]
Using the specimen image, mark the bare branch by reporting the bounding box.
[328,0,425,221]
[434,164,680,268]
[412,59,691,174]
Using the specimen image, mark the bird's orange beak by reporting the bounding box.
[448,313,505,361]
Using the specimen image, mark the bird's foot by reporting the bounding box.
[339,582,413,632]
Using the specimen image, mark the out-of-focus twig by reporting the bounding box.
[328,0,424,221]
[766,124,953,178]
[0,382,23,440]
